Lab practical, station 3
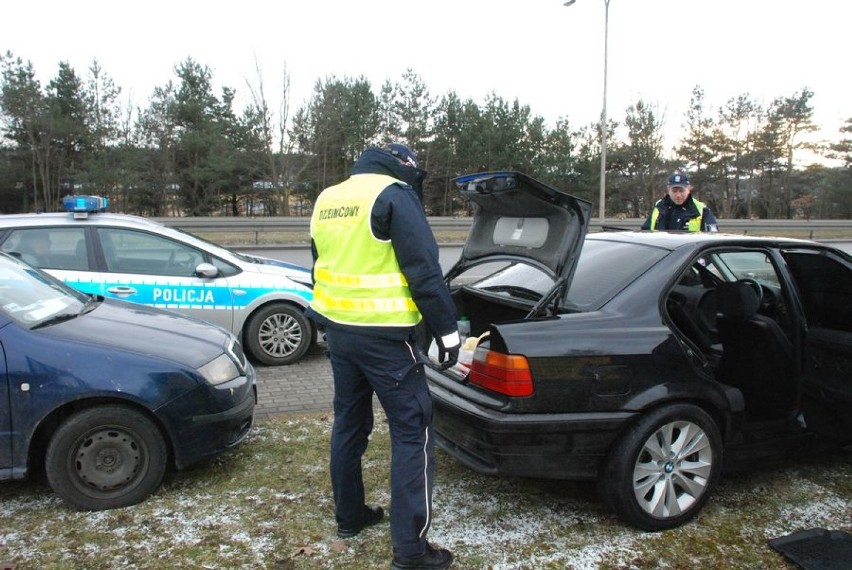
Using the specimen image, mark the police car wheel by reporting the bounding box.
[45,405,168,510]
[244,303,312,366]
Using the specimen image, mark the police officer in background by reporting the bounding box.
[641,172,719,232]
[307,143,457,570]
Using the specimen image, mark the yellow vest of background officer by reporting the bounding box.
[649,197,709,232]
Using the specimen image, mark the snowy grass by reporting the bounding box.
[1,412,849,569]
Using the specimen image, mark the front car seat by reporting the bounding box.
[716,281,797,420]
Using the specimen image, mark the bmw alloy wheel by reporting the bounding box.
[600,404,722,530]
[632,419,714,519]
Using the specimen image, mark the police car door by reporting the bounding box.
[95,228,236,332]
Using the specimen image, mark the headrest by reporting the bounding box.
[716,281,759,319]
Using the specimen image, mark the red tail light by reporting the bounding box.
[469,347,533,397]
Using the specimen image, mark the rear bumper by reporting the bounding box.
[429,381,636,480]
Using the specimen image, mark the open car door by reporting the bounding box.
[782,246,852,442]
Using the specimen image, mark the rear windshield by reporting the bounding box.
[464,238,669,312]
[566,239,668,309]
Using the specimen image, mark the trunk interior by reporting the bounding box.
[418,283,538,371]
[452,287,532,340]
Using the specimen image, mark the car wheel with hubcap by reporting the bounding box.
[245,303,312,366]
[45,406,168,510]
[599,403,722,531]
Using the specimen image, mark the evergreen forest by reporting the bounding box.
[2,52,851,219]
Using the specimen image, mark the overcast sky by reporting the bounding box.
[5,0,851,153]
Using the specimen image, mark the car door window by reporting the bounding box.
[715,251,781,287]
[209,256,240,277]
[97,228,203,277]
[710,249,792,335]
[1,228,89,271]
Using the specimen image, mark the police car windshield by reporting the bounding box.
[0,255,88,327]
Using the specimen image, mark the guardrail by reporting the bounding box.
[156,216,852,245]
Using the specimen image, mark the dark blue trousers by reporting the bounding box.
[326,328,435,558]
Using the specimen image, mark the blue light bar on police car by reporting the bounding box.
[62,195,108,218]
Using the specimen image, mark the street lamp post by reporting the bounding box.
[564,0,610,223]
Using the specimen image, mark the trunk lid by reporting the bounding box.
[446,171,592,304]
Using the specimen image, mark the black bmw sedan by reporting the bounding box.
[425,171,851,531]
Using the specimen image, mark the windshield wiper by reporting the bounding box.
[31,312,79,330]
[80,296,102,315]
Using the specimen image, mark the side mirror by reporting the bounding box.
[195,262,219,278]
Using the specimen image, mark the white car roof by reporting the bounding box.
[0,212,237,259]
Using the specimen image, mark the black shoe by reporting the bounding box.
[336,505,384,538]
[391,543,453,569]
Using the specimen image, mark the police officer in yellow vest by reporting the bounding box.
[641,172,719,232]
[307,144,457,570]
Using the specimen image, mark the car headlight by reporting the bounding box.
[226,335,248,375]
[198,353,241,386]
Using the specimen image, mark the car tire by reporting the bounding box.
[599,403,722,531]
[244,303,312,366]
[45,406,168,510]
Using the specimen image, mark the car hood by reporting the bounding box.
[449,172,592,281]
[48,299,231,368]
[243,255,313,288]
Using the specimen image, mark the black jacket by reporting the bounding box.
[307,147,458,342]
[641,194,719,232]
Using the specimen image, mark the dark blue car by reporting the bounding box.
[0,252,256,510]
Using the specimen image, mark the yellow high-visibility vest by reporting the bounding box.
[310,173,422,327]
[650,198,707,232]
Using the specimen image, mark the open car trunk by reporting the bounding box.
[425,172,591,371]
[453,285,534,337]
[424,279,554,376]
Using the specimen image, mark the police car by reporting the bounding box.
[0,197,315,366]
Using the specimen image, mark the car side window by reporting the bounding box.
[97,228,203,277]
[209,256,240,277]
[1,228,89,271]
[716,251,781,287]
[715,249,793,333]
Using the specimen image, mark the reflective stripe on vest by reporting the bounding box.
[310,173,422,327]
